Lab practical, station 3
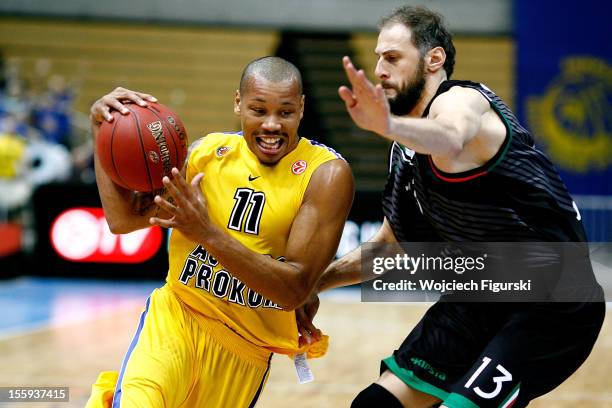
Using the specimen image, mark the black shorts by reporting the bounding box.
[381,300,605,408]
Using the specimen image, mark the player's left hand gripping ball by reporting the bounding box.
[149,168,210,242]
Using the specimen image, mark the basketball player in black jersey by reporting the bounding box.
[297,5,605,408]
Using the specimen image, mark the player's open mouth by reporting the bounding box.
[255,136,284,155]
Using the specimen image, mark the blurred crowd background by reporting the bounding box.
[0,0,609,280]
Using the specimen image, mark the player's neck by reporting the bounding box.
[406,73,447,118]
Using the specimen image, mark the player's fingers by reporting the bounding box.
[357,69,374,90]
[191,172,205,189]
[110,87,150,107]
[298,333,310,348]
[296,306,320,342]
[135,92,158,103]
[171,167,192,196]
[352,70,376,98]
[343,57,371,95]
[162,176,189,207]
[298,326,313,345]
[101,95,130,115]
[149,216,175,228]
[90,101,115,124]
[190,172,206,203]
[342,56,360,85]
[100,106,114,122]
[124,92,149,107]
[338,86,357,108]
[154,195,177,213]
[299,315,319,339]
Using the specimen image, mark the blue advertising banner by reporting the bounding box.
[516,0,611,195]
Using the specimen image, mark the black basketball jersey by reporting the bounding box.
[382,80,587,242]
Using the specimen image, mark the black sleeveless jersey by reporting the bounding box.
[382,80,588,242]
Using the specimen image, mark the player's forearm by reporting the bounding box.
[201,225,314,310]
[384,116,463,157]
[93,135,150,234]
[318,218,398,292]
[317,246,363,292]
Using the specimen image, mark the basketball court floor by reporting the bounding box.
[0,277,610,407]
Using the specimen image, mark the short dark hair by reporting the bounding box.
[379,5,456,79]
[239,56,303,94]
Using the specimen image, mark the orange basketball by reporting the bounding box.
[96,102,188,192]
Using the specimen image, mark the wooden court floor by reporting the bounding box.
[0,298,610,407]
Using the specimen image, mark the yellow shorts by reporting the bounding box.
[86,285,272,408]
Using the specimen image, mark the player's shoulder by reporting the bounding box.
[301,138,352,183]
[299,137,345,162]
[430,82,490,114]
[438,83,486,102]
[189,131,243,157]
[200,131,244,147]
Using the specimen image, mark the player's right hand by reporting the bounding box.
[339,56,391,137]
[89,87,158,128]
[296,293,322,346]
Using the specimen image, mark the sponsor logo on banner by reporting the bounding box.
[50,207,162,263]
[527,57,612,172]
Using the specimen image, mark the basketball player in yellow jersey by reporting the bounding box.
[86,57,354,408]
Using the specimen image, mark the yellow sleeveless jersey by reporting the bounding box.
[166,132,342,354]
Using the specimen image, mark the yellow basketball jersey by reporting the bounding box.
[167,132,342,354]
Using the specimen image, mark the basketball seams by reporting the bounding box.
[109,111,132,189]
[97,102,185,192]
[125,105,154,192]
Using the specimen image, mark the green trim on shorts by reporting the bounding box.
[443,392,480,408]
[382,356,449,401]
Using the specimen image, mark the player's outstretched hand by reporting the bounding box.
[90,87,158,128]
[338,56,391,137]
[149,168,212,242]
[296,293,322,347]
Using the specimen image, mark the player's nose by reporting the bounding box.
[375,58,389,80]
[262,115,282,131]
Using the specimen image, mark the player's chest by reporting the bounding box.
[199,161,301,239]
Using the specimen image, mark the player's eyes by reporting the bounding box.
[250,108,265,115]
[280,111,294,117]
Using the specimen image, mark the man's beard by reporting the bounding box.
[386,58,426,116]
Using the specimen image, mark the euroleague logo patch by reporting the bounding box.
[291,160,307,175]
[216,146,231,157]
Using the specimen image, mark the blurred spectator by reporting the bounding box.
[0,78,32,121]
[0,115,31,219]
[0,52,98,193]
[31,74,74,147]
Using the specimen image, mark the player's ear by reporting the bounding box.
[299,95,305,120]
[233,90,241,116]
[426,46,446,74]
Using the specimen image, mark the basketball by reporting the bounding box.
[96,102,188,192]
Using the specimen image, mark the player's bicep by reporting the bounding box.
[429,87,488,146]
[284,160,354,284]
